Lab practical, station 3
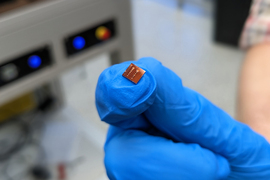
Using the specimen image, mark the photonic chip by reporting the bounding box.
[122,63,146,84]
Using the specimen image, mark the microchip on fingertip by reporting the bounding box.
[122,63,146,84]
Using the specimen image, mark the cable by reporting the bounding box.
[2,154,29,180]
[0,120,31,180]
[2,138,49,180]
[0,117,46,180]
[0,94,55,162]
[0,120,30,162]
[0,94,56,180]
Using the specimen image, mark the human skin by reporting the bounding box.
[237,43,270,142]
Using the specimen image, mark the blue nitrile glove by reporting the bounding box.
[103,118,230,180]
[95,57,270,180]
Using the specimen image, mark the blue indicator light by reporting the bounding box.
[73,36,86,50]
[28,55,42,69]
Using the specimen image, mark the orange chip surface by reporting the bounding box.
[122,63,146,84]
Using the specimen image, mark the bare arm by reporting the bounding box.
[237,43,270,142]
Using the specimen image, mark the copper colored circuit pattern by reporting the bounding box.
[122,63,146,84]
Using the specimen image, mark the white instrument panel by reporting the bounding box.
[0,0,134,105]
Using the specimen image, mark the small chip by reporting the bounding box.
[122,63,146,84]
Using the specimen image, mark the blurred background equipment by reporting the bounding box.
[214,0,252,46]
[0,0,133,179]
[0,93,36,123]
[0,0,46,14]
[0,0,251,179]
[177,0,252,46]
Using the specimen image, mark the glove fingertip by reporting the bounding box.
[95,61,157,124]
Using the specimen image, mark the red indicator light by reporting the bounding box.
[95,26,111,40]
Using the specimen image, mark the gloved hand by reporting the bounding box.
[96,57,270,180]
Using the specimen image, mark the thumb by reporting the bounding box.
[105,125,230,180]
